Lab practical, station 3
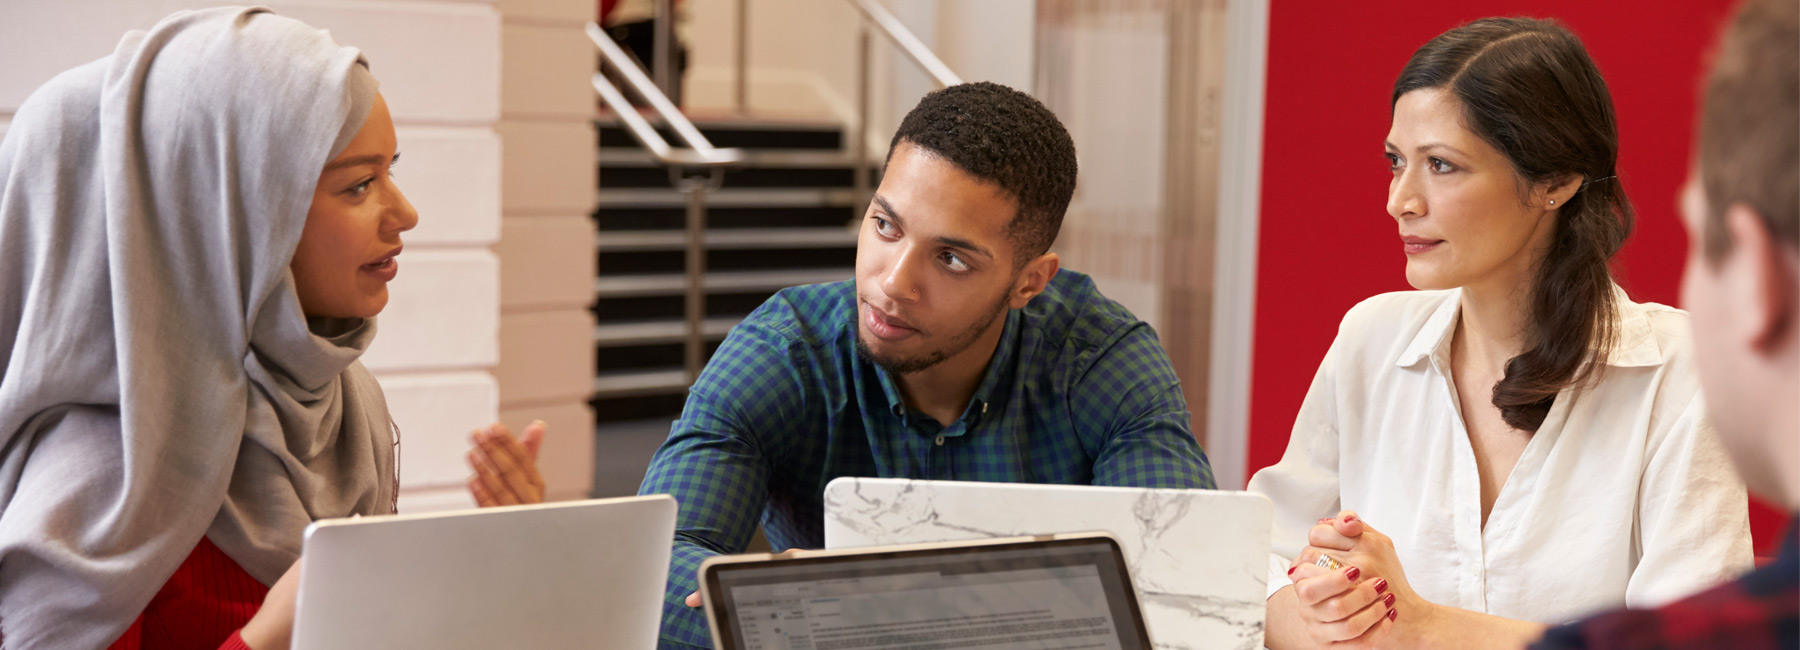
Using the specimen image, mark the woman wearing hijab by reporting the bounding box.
[0,7,535,649]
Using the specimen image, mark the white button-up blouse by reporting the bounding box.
[1248,289,1752,624]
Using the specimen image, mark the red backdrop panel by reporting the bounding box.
[1249,1,1788,552]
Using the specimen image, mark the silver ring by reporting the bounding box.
[1315,554,1343,571]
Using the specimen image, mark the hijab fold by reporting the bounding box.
[0,7,394,647]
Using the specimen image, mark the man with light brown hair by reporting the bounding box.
[1531,0,1799,647]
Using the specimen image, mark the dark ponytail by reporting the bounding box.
[1394,18,1634,432]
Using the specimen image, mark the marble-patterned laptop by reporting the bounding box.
[823,478,1272,650]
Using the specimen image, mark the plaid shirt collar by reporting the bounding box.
[871,305,1022,432]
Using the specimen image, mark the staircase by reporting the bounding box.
[590,117,872,427]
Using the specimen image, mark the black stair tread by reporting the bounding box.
[596,187,862,208]
[595,118,842,151]
[599,149,860,167]
[596,204,860,231]
[592,368,689,398]
[597,227,858,251]
[600,165,861,190]
[594,268,853,297]
[594,317,740,346]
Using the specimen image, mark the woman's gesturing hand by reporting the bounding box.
[466,420,547,506]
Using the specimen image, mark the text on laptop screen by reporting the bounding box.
[707,538,1148,650]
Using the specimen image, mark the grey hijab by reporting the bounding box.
[0,7,395,647]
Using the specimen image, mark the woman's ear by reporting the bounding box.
[1537,173,1585,208]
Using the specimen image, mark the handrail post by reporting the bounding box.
[653,0,675,99]
[734,0,749,115]
[853,25,872,209]
[679,172,709,382]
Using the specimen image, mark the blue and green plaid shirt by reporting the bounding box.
[637,269,1215,648]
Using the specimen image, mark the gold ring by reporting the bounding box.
[1315,554,1343,570]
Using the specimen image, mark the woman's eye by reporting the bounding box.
[347,179,374,196]
[1429,157,1455,174]
[1385,153,1402,171]
[942,251,971,273]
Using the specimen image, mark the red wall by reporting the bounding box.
[1249,1,1788,552]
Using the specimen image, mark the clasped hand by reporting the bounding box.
[1287,510,1433,649]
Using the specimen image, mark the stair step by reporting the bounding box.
[597,227,859,251]
[595,118,843,151]
[594,317,740,346]
[597,205,859,232]
[600,165,862,190]
[594,268,852,298]
[598,187,862,209]
[599,149,858,167]
[592,368,690,399]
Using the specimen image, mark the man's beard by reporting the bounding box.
[855,288,1012,376]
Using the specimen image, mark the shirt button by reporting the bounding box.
[934,435,945,446]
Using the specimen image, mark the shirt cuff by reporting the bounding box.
[1266,552,1294,600]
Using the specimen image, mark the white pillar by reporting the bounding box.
[494,0,599,502]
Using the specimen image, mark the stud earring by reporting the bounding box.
[1549,199,1557,206]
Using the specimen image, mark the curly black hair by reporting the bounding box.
[886,81,1078,267]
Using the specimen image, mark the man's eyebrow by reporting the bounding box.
[872,194,902,225]
[937,234,995,260]
[323,153,389,172]
[870,194,997,261]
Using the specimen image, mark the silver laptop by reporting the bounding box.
[292,495,676,650]
[700,532,1153,650]
[823,478,1272,650]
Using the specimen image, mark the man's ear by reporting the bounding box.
[1009,252,1061,309]
[1724,203,1798,352]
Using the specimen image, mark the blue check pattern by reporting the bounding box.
[637,269,1215,648]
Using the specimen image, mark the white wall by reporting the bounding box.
[684,0,862,120]
[682,0,1034,144]
[0,0,577,512]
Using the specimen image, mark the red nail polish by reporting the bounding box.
[1287,565,1297,576]
[1375,579,1388,594]
[1345,566,1360,582]
[1383,593,1396,608]
[1388,608,1399,622]
[1344,514,1357,523]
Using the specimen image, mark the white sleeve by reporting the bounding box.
[1624,391,1754,608]
[1247,336,1347,600]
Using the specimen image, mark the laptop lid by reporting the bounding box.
[292,494,676,650]
[823,478,1272,650]
[700,533,1152,650]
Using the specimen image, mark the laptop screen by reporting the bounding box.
[704,536,1150,650]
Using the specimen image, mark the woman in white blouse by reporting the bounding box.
[1250,17,1752,650]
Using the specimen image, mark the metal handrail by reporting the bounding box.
[587,22,743,167]
[589,21,742,384]
[601,0,964,385]
[843,0,963,88]
[838,0,964,205]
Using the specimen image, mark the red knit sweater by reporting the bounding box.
[108,537,267,650]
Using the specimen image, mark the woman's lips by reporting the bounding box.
[361,249,401,282]
[1402,236,1443,255]
[863,301,918,341]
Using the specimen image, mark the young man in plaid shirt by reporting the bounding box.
[631,82,1216,648]
[1532,0,1799,648]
